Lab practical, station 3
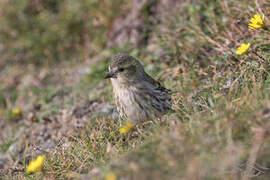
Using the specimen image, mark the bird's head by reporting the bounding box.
[105,53,145,84]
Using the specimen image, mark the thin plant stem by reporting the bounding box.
[251,50,267,63]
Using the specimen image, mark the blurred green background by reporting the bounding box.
[0,0,128,66]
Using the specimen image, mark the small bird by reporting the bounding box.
[105,53,172,131]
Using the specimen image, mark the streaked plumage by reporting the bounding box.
[105,53,172,124]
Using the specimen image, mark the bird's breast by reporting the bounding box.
[111,81,152,123]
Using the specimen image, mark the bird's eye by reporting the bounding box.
[119,68,125,72]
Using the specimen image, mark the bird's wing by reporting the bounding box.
[144,72,172,94]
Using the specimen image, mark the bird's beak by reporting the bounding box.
[105,71,115,79]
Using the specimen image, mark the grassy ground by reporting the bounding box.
[1,0,270,179]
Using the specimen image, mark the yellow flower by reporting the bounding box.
[236,43,250,55]
[119,121,134,134]
[105,172,117,180]
[12,108,22,116]
[248,13,264,30]
[26,155,45,173]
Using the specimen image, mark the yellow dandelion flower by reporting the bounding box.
[119,121,134,134]
[12,108,22,116]
[236,43,250,55]
[248,13,264,30]
[105,172,117,180]
[26,155,45,173]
